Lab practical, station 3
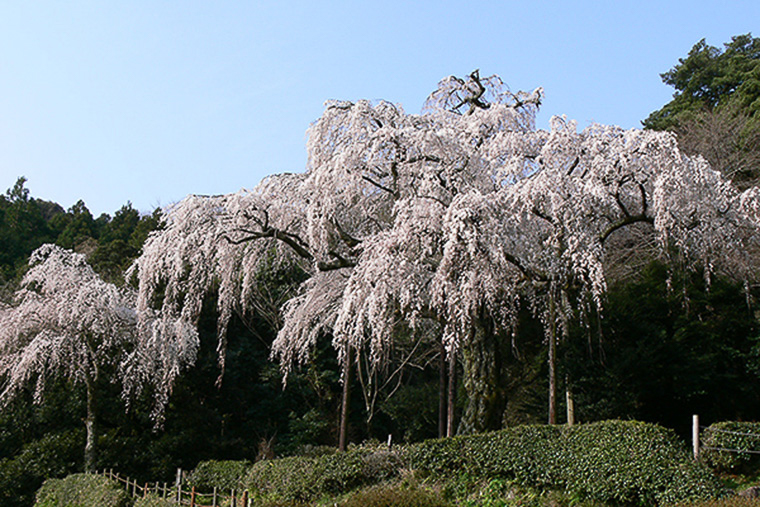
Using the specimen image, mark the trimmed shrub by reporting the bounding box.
[133,494,175,507]
[408,420,723,505]
[245,444,403,503]
[185,459,251,492]
[0,430,84,507]
[341,484,451,507]
[671,498,760,507]
[34,473,130,507]
[700,422,760,473]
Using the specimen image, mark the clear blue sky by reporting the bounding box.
[1,1,758,216]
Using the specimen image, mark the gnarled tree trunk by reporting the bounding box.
[458,315,507,434]
[84,370,98,473]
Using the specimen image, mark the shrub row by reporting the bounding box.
[700,421,760,473]
[244,443,402,503]
[408,420,723,505]
[34,473,130,507]
[33,421,727,506]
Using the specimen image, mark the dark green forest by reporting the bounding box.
[1,33,760,507]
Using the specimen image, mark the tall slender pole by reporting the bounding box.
[548,293,557,425]
[447,349,457,437]
[438,341,447,438]
[339,347,352,451]
[176,468,182,505]
[693,414,700,460]
[566,375,575,426]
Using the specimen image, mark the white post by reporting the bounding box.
[693,414,700,460]
[176,468,182,504]
[387,434,392,449]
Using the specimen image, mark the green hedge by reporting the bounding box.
[245,444,402,503]
[133,494,175,507]
[185,459,251,492]
[34,473,130,507]
[34,420,725,506]
[408,420,723,505]
[701,422,760,473]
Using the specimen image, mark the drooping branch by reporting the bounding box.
[223,226,314,261]
[331,218,362,249]
[600,214,655,244]
[361,175,396,196]
[317,251,356,271]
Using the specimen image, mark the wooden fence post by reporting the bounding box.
[230,490,236,507]
[242,490,248,506]
[176,468,182,505]
[693,414,700,460]
[212,486,217,507]
[190,486,196,507]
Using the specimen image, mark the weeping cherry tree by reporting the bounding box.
[0,245,139,471]
[129,71,760,442]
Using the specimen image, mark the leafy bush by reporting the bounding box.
[34,473,129,507]
[408,420,723,505]
[185,459,251,492]
[133,494,175,507]
[245,444,403,503]
[341,484,450,507]
[701,422,760,473]
[670,498,760,507]
[0,430,84,507]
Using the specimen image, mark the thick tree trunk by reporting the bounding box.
[446,349,457,437]
[84,372,97,473]
[338,347,352,452]
[548,294,557,425]
[439,341,447,438]
[459,317,507,434]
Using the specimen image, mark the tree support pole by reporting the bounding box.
[548,293,557,425]
[566,376,575,426]
[339,347,353,452]
[439,341,447,438]
[447,349,457,437]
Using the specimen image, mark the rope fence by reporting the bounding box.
[692,414,760,460]
[97,469,252,507]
